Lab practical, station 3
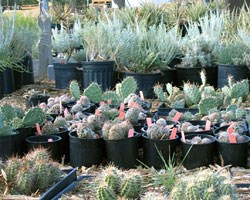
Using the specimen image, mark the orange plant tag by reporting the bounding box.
[139,91,145,101]
[228,126,234,134]
[119,103,125,112]
[107,100,112,105]
[146,118,152,126]
[128,129,134,138]
[228,133,237,143]
[100,101,105,106]
[129,101,137,108]
[205,120,211,131]
[36,123,42,135]
[95,109,101,116]
[181,131,186,143]
[170,127,178,140]
[173,112,182,123]
[119,111,125,120]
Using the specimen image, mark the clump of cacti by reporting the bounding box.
[181,122,205,133]
[170,171,236,200]
[217,131,247,143]
[76,122,96,139]
[54,116,68,128]
[185,135,213,144]
[0,148,61,196]
[146,120,173,140]
[125,107,141,125]
[47,104,62,115]
[41,121,59,135]
[120,174,142,199]
[71,103,84,113]
[77,95,91,107]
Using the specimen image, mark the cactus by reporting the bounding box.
[0,104,16,123]
[54,116,67,128]
[15,168,35,195]
[77,96,91,107]
[47,163,61,185]
[116,77,138,101]
[156,118,167,126]
[108,123,126,140]
[146,124,164,139]
[5,157,22,183]
[0,126,14,136]
[185,181,200,200]
[34,162,51,192]
[125,107,140,124]
[87,114,102,130]
[77,123,96,139]
[102,91,119,105]
[84,82,103,103]
[10,117,23,130]
[71,103,84,113]
[22,107,46,127]
[219,180,234,196]
[103,166,121,193]
[203,186,217,200]
[97,184,117,200]
[183,83,201,107]
[26,148,51,162]
[102,121,113,139]
[198,97,217,115]
[120,174,142,199]
[69,80,81,100]
[171,182,185,200]
[41,121,59,135]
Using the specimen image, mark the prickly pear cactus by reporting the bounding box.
[120,174,142,199]
[183,83,201,107]
[117,77,138,100]
[15,169,35,195]
[69,80,81,100]
[153,84,167,102]
[198,97,217,115]
[0,104,15,123]
[84,82,103,103]
[97,184,117,200]
[22,107,46,127]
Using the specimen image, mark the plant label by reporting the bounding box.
[181,131,186,143]
[59,100,63,114]
[48,138,53,142]
[119,111,125,120]
[95,109,100,116]
[205,120,211,131]
[227,126,234,134]
[64,108,69,116]
[119,103,125,112]
[129,101,137,108]
[173,112,182,123]
[100,101,105,106]
[146,118,152,126]
[72,113,75,120]
[170,127,177,140]
[107,99,112,105]
[36,123,42,135]
[229,133,237,144]
[139,91,145,101]
[128,129,134,138]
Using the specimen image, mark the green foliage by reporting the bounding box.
[84,82,103,103]
[69,80,81,100]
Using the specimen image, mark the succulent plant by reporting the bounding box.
[5,157,22,183]
[185,136,212,145]
[97,184,117,200]
[77,96,91,107]
[198,97,217,115]
[54,116,67,128]
[102,166,121,194]
[22,107,46,127]
[15,168,35,195]
[41,121,59,135]
[87,114,103,131]
[76,123,96,139]
[120,174,142,199]
[105,120,133,140]
[26,148,51,163]
[183,83,201,107]
[69,80,81,100]
[125,107,141,125]
[84,82,103,104]
[71,103,84,113]
[146,124,164,140]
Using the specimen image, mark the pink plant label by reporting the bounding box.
[100,101,105,106]
[139,91,145,101]
[229,133,237,144]
[170,127,177,140]
[59,100,63,114]
[146,118,152,126]
[64,108,69,116]
[107,100,112,105]
[205,120,211,131]
[119,103,125,112]
[129,101,137,108]
[227,127,234,134]
[128,129,134,138]
[119,111,125,120]
[173,112,182,123]
[95,109,101,116]
[48,138,53,142]
[36,123,42,135]
[181,131,186,143]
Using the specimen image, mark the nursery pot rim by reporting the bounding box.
[0,131,19,137]
[69,131,102,141]
[25,135,62,144]
[180,134,216,145]
[81,60,115,65]
[142,132,178,141]
[215,135,250,144]
[217,63,247,67]
[175,66,217,69]
[120,70,162,75]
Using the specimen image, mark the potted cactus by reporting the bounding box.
[102,119,139,169]
[69,115,105,167]
[142,118,179,169]
[24,89,50,108]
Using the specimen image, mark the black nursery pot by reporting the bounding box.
[176,66,217,88]
[142,133,179,169]
[17,127,34,156]
[13,69,23,90]
[69,131,105,167]
[25,94,50,108]
[0,71,4,99]
[181,134,216,170]
[217,64,249,88]
[104,134,139,169]
[0,131,21,160]
[3,68,15,94]
[120,71,162,99]
[26,135,62,161]
[81,61,115,90]
[216,136,250,167]
[54,63,80,89]
[22,52,34,85]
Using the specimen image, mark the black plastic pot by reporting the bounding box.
[217,64,249,88]
[17,127,34,156]
[216,136,250,167]
[142,133,179,169]
[26,135,62,161]
[3,68,15,94]
[81,61,115,90]
[176,66,217,88]
[161,68,177,85]
[104,134,139,169]
[0,131,21,160]
[69,131,105,167]
[0,71,4,99]
[25,94,50,108]
[120,71,162,99]
[54,63,81,89]
[181,134,216,170]
[22,52,34,85]
[13,69,23,90]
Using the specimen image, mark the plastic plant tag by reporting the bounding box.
[64,108,69,117]
[139,91,145,101]
[107,100,112,105]
[119,111,125,120]
[228,126,234,134]
[129,101,137,108]
[59,100,63,114]
[170,127,177,140]
[181,131,186,143]
[173,112,182,123]
[228,126,236,143]
[119,103,125,112]
[95,109,100,116]
[36,123,42,135]
[100,101,105,106]
[48,138,53,142]
[128,129,134,138]
[146,118,152,126]
[205,120,211,131]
